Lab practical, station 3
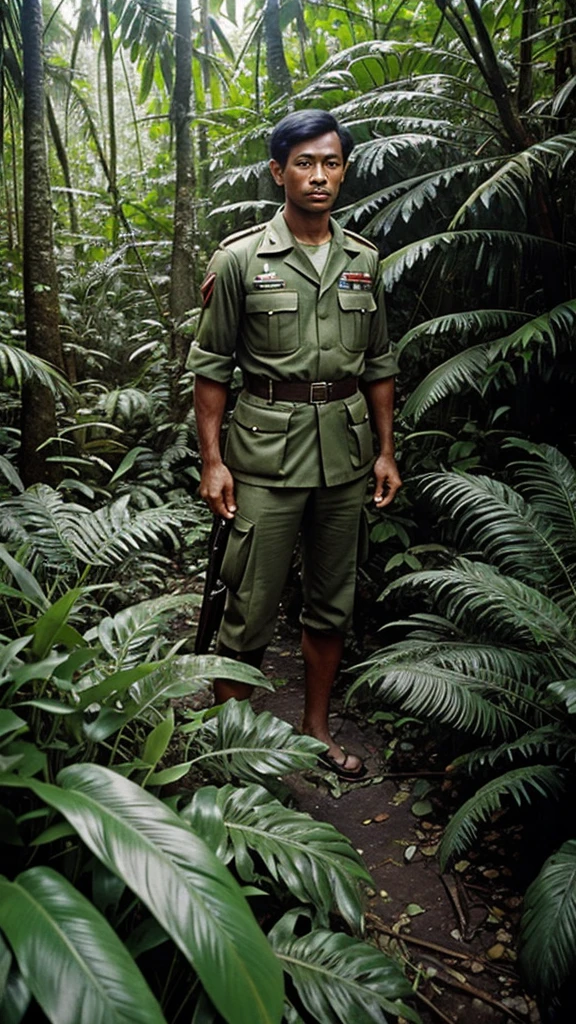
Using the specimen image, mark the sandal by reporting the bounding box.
[317,750,368,782]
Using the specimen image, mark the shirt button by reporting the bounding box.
[251,426,258,432]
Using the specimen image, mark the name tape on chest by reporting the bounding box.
[252,271,286,290]
[338,272,373,292]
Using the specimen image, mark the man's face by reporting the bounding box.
[269,131,347,215]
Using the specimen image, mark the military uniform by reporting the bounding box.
[188,208,398,650]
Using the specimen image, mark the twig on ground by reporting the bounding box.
[413,987,456,1024]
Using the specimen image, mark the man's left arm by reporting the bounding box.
[365,377,402,507]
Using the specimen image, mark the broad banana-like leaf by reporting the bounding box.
[183,783,371,930]
[190,700,324,782]
[519,839,576,996]
[0,867,165,1024]
[269,911,419,1024]
[28,765,283,1024]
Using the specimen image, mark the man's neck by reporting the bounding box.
[282,206,332,246]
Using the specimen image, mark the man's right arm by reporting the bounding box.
[194,375,237,518]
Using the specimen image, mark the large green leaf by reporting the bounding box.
[0,867,165,1024]
[269,911,419,1024]
[183,783,371,930]
[189,700,324,782]
[28,765,283,1024]
[519,839,576,996]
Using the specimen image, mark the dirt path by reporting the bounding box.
[251,621,540,1024]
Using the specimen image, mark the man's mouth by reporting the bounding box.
[308,190,330,198]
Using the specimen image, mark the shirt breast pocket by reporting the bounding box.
[338,291,377,352]
[245,291,299,354]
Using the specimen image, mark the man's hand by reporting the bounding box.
[199,461,237,518]
[372,453,402,508]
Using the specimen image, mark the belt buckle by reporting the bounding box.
[310,381,329,404]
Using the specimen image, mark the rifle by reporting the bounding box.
[194,516,232,655]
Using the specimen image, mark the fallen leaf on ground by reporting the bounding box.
[374,812,390,822]
[391,790,410,806]
[487,943,505,960]
[454,860,470,873]
[412,799,434,817]
[405,903,426,916]
[420,842,440,856]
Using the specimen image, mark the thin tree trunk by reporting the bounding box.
[517,0,539,112]
[264,0,293,104]
[20,0,65,487]
[100,0,119,246]
[169,0,197,412]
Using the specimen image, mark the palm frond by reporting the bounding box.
[349,639,545,739]
[489,299,576,363]
[397,309,529,358]
[84,595,201,673]
[519,840,576,996]
[269,910,418,1024]
[439,765,564,868]
[402,343,491,421]
[0,343,73,396]
[213,160,269,190]
[190,700,324,783]
[383,559,575,649]
[450,133,576,226]
[182,783,370,930]
[380,230,568,289]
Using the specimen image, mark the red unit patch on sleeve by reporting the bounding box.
[200,272,217,308]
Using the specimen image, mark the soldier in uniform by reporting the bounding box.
[188,109,401,780]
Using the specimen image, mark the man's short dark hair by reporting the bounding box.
[269,109,354,169]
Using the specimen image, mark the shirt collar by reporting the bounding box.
[256,207,362,258]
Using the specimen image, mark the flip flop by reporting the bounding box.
[317,750,368,782]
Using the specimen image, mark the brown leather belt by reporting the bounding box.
[245,375,358,405]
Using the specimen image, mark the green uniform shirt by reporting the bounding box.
[187,209,399,487]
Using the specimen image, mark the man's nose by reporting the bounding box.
[310,164,327,182]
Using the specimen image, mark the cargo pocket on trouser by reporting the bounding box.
[219,513,254,594]
[345,393,374,470]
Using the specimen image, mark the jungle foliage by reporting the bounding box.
[1,0,576,1020]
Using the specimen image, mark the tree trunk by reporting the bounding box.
[517,0,539,112]
[20,0,65,487]
[169,0,197,413]
[264,0,293,104]
[100,0,119,246]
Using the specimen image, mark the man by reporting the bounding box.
[188,109,401,780]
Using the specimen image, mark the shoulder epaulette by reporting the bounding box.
[221,223,267,249]
[342,228,378,252]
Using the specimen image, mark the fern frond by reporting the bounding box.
[213,160,269,190]
[439,765,564,868]
[506,440,576,567]
[384,559,575,649]
[461,727,576,772]
[417,472,570,589]
[0,486,184,569]
[519,840,576,996]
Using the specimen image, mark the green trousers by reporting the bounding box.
[218,476,369,652]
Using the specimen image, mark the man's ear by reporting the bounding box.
[269,158,284,186]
